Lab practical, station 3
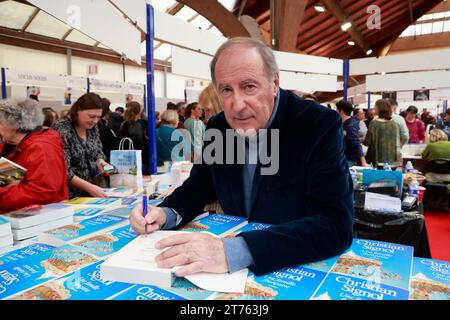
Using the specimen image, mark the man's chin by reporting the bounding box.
[235,127,258,137]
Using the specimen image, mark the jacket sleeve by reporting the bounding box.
[52,121,76,183]
[0,142,68,211]
[158,120,218,226]
[240,111,354,275]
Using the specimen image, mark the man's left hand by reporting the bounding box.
[154,233,229,276]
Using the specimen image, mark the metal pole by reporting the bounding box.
[87,78,90,93]
[444,100,448,113]
[367,91,371,109]
[1,68,6,100]
[143,84,147,114]
[146,3,157,174]
[184,88,187,103]
[343,59,349,102]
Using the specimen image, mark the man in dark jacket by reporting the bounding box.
[129,38,354,276]
[336,100,368,167]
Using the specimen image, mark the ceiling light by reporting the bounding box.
[314,4,326,12]
[348,41,355,46]
[366,49,373,55]
[341,22,352,31]
[381,71,386,75]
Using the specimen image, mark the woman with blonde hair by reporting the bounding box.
[199,83,222,125]
[422,129,450,161]
[156,110,188,166]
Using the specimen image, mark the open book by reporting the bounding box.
[0,157,27,185]
[100,231,248,292]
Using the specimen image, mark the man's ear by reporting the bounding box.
[273,73,280,96]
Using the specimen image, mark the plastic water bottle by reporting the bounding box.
[383,161,391,171]
[405,161,414,173]
[350,169,358,188]
[409,178,420,198]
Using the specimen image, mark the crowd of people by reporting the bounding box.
[335,98,450,167]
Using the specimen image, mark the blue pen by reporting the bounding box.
[143,193,148,235]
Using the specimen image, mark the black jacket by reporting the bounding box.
[160,89,354,275]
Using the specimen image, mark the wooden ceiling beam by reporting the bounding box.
[166,2,184,15]
[178,0,250,37]
[390,32,450,52]
[271,0,307,52]
[322,0,368,51]
[21,7,39,32]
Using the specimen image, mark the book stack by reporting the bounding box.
[65,197,122,210]
[38,214,129,247]
[178,213,248,237]
[311,239,414,300]
[1,203,74,245]
[0,217,13,253]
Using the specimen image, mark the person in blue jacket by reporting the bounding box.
[129,37,354,277]
[336,100,368,167]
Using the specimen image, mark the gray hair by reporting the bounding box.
[0,99,44,131]
[210,37,279,85]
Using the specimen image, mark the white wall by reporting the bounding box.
[0,44,209,101]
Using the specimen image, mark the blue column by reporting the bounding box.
[367,91,371,109]
[343,59,349,102]
[143,84,147,114]
[444,100,448,113]
[1,68,6,100]
[146,3,157,174]
[86,78,90,93]
[184,88,187,103]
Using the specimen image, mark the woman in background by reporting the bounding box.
[0,99,68,212]
[199,83,222,125]
[364,99,400,165]
[119,101,149,174]
[53,93,110,198]
[156,110,188,166]
[184,102,205,161]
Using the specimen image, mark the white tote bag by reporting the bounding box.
[109,138,143,189]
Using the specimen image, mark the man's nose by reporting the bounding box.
[231,92,246,113]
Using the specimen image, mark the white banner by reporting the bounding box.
[430,88,450,101]
[275,51,342,76]
[65,75,86,90]
[124,82,145,96]
[366,70,450,91]
[396,91,414,102]
[89,78,124,93]
[5,68,63,87]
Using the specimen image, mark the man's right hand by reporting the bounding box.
[129,203,167,235]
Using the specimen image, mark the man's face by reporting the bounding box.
[366,110,375,119]
[214,46,279,134]
[446,113,450,122]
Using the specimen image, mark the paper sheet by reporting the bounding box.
[183,268,248,293]
[364,192,402,213]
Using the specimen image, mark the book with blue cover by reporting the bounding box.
[71,225,138,258]
[224,221,272,238]
[164,277,216,300]
[73,206,107,221]
[111,284,187,300]
[65,197,122,209]
[102,206,134,217]
[0,244,98,299]
[9,260,133,300]
[179,214,248,236]
[409,257,450,300]
[214,265,329,300]
[311,272,410,300]
[38,215,128,246]
[0,243,55,265]
[326,239,413,292]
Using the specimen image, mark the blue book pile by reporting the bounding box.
[179,214,247,236]
[0,243,54,265]
[111,284,187,300]
[409,257,450,300]
[311,239,414,300]
[71,225,138,258]
[0,244,98,299]
[39,215,128,246]
[10,260,133,300]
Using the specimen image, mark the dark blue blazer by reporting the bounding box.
[160,89,354,275]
